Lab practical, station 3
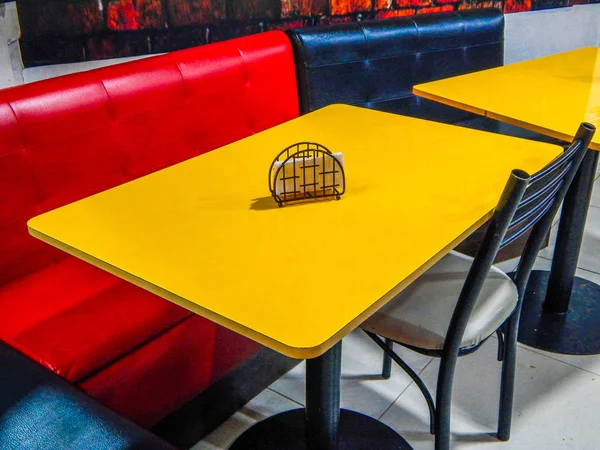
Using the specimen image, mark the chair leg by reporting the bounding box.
[382,338,394,379]
[498,313,518,441]
[495,329,505,362]
[365,330,436,434]
[434,352,459,450]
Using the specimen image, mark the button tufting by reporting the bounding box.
[288,9,504,125]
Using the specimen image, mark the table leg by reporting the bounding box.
[517,149,600,354]
[305,341,342,449]
[229,341,412,449]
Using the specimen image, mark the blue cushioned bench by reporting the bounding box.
[287,8,563,146]
[0,341,175,449]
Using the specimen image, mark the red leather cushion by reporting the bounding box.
[0,257,191,382]
[6,71,126,212]
[28,130,127,211]
[211,325,262,382]
[0,104,38,223]
[0,258,120,340]
[0,30,298,423]
[0,219,63,289]
[0,30,298,288]
[79,315,217,427]
[0,103,61,285]
[78,315,261,427]
[100,54,196,179]
[5,71,112,149]
[171,31,299,155]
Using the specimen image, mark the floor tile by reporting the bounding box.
[472,344,600,449]
[591,178,600,208]
[380,379,498,450]
[268,329,433,420]
[529,255,600,283]
[537,223,558,261]
[382,338,600,449]
[516,257,600,377]
[385,339,503,433]
[190,388,301,450]
[194,322,600,450]
[193,240,600,450]
[538,205,600,274]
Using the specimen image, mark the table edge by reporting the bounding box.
[412,86,600,152]
[28,212,491,360]
[412,87,488,117]
[486,111,600,151]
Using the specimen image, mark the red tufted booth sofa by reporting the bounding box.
[0,29,299,434]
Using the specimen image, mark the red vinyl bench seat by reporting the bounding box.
[0,30,299,427]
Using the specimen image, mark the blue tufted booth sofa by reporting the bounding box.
[287,8,562,145]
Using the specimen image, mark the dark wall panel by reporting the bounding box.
[15,0,596,67]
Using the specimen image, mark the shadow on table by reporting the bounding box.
[250,195,339,211]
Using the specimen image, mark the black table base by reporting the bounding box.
[229,408,412,450]
[515,148,600,355]
[517,270,600,355]
[229,342,412,450]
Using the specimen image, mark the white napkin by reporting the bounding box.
[273,152,344,198]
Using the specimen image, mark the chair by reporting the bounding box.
[361,123,596,450]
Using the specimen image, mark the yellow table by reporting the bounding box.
[414,47,600,355]
[28,104,560,449]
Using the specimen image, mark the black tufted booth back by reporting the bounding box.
[287,9,504,124]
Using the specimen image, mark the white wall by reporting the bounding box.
[504,4,600,64]
[597,8,600,47]
[22,55,153,84]
[0,2,23,89]
[0,3,599,86]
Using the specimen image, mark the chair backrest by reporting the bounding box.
[444,122,596,357]
[287,9,504,124]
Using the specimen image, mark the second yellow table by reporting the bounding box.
[414,47,600,149]
[414,48,600,355]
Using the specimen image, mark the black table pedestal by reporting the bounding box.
[230,342,412,449]
[228,408,410,450]
[516,149,600,355]
[516,271,600,354]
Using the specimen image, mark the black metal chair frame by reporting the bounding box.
[364,122,596,450]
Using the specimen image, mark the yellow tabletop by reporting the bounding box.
[414,47,600,151]
[27,105,560,359]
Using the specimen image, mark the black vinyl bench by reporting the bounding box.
[0,341,175,450]
[287,8,563,146]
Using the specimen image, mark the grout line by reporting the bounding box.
[457,406,499,433]
[516,344,600,378]
[266,387,305,407]
[377,356,436,421]
[374,355,499,434]
[537,254,600,277]
[377,381,412,421]
[576,265,600,276]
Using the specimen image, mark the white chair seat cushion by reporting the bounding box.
[361,251,518,351]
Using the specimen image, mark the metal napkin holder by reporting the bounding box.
[268,142,346,207]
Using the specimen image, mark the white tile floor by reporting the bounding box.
[193,176,600,450]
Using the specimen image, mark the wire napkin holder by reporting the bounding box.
[268,142,346,207]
